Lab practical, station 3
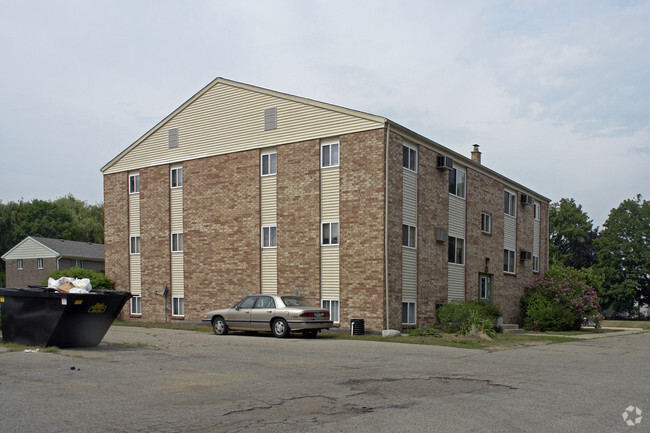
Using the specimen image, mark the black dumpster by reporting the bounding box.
[0,287,131,348]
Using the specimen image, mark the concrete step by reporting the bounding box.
[499,324,525,334]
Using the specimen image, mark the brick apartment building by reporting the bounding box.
[101,78,549,331]
[2,236,105,287]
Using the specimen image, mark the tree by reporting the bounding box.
[596,194,649,312]
[549,198,598,269]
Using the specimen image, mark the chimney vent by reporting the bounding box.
[471,144,481,164]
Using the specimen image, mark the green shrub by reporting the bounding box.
[521,293,581,331]
[405,326,443,337]
[437,301,501,338]
[43,267,115,291]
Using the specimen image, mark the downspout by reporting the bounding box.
[56,255,61,270]
[384,123,391,331]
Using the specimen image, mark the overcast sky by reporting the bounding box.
[1,0,648,227]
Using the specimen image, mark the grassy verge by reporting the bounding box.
[0,341,60,353]
[602,320,650,330]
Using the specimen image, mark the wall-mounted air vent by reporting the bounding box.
[264,108,277,131]
[520,250,532,261]
[520,194,533,205]
[437,155,453,170]
[436,228,448,242]
[168,128,179,149]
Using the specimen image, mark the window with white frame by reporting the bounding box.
[448,236,465,265]
[261,152,277,176]
[532,255,540,273]
[321,142,339,168]
[479,274,492,301]
[321,299,339,323]
[262,226,277,248]
[402,144,417,172]
[322,222,339,245]
[449,167,466,198]
[129,173,140,194]
[504,190,516,216]
[17,259,23,270]
[75,259,84,268]
[37,258,44,269]
[481,213,491,234]
[534,203,540,220]
[504,249,516,273]
[130,295,142,315]
[171,167,183,188]
[172,296,185,316]
[171,233,184,252]
[402,224,417,248]
[130,236,141,255]
[402,301,416,325]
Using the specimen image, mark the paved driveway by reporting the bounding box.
[0,327,647,432]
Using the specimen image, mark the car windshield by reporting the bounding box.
[281,296,311,307]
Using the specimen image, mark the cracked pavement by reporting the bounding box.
[0,327,647,432]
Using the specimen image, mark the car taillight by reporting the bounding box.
[300,311,329,318]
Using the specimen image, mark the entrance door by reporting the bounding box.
[479,273,492,301]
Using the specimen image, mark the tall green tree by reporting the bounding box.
[596,194,649,312]
[549,198,598,269]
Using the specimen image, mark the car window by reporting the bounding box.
[238,297,257,309]
[281,296,312,307]
[255,296,276,309]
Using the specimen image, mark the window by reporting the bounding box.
[129,174,140,194]
[171,233,183,252]
[504,249,516,274]
[75,259,84,268]
[130,236,141,255]
[402,224,417,248]
[37,258,44,269]
[171,167,183,188]
[322,222,339,245]
[172,297,185,316]
[448,236,465,265]
[130,295,142,315]
[237,296,257,309]
[481,213,491,234]
[261,152,277,176]
[402,145,417,171]
[534,203,540,220]
[322,299,340,323]
[17,259,23,270]
[321,142,339,168]
[262,226,277,248]
[449,167,466,198]
[402,301,416,325]
[504,190,516,216]
[533,255,540,273]
[255,296,276,309]
[479,274,492,301]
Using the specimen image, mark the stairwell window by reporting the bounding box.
[449,167,466,198]
[402,301,416,325]
[171,167,183,188]
[171,233,184,252]
[534,203,540,220]
[261,152,277,176]
[532,255,540,273]
[130,295,142,315]
[129,173,140,194]
[321,142,339,168]
[130,236,141,255]
[321,299,340,323]
[402,224,417,248]
[322,222,339,245]
[504,190,516,217]
[504,249,516,274]
[262,226,277,248]
[402,144,417,172]
[172,296,185,317]
[448,236,465,265]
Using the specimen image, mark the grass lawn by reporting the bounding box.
[602,320,650,330]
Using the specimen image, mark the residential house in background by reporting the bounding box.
[101,77,549,330]
[2,237,105,288]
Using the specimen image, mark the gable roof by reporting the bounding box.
[1,236,104,261]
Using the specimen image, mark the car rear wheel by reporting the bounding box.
[272,318,290,338]
[213,317,228,335]
[302,329,318,338]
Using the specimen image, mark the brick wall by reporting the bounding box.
[276,139,321,305]
[417,145,449,325]
[4,257,57,287]
[104,172,129,297]
[184,151,261,320]
[340,129,386,331]
[386,130,403,329]
[140,164,171,322]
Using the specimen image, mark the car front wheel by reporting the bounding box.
[272,318,290,338]
[213,317,228,335]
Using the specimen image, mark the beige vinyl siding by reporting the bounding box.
[448,195,465,237]
[533,218,540,257]
[321,167,340,221]
[402,248,417,301]
[2,238,57,260]
[130,255,141,295]
[104,82,384,174]
[447,264,465,301]
[321,246,340,299]
[260,175,277,225]
[171,254,184,297]
[261,249,278,294]
[402,169,418,226]
[504,215,516,250]
[129,194,140,235]
[170,187,183,232]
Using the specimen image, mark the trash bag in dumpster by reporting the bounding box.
[0,287,131,348]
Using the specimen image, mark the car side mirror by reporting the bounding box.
[234,305,240,311]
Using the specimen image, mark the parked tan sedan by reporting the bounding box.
[202,295,333,338]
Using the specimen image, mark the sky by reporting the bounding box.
[1,0,648,228]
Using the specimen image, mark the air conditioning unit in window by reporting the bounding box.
[520,250,532,261]
[436,228,448,242]
[437,155,453,171]
[520,194,533,205]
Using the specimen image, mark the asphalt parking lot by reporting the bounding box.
[0,326,648,432]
